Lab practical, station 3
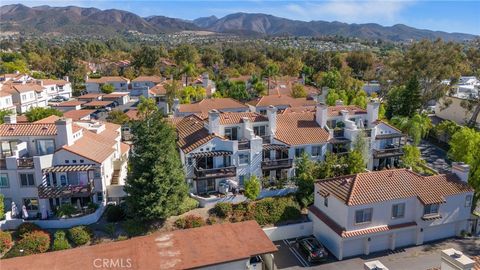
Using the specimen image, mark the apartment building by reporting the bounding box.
[85,76,130,93]
[0,115,129,219]
[308,164,474,260]
[39,79,73,99]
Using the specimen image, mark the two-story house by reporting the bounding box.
[0,90,16,113]
[308,164,474,260]
[85,76,130,93]
[1,81,48,113]
[41,78,73,100]
[0,114,129,219]
[131,75,163,96]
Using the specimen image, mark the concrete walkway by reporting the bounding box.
[418,139,451,174]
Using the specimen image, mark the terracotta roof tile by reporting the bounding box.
[132,75,162,83]
[0,123,57,136]
[248,94,316,107]
[275,112,330,145]
[219,112,268,125]
[56,100,85,107]
[34,115,62,123]
[2,82,44,93]
[83,100,113,107]
[41,79,69,86]
[148,83,167,95]
[178,98,248,114]
[120,142,130,155]
[125,109,139,120]
[63,110,96,120]
[327,105,367,117]
[174,115,219,153]
[316,169,473,206]
[77,93,104,99]
[86,76,129,83]
[0,221,276,270]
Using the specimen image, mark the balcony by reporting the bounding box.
[333,129,344,138]
[260,135,271,144]
[38,181,94,199]
[17,157,34,169]
[373,147,404,158]
[194,166,236,180]
[363,129,372,137]
[261,158,293,170]
[238,140,250,150]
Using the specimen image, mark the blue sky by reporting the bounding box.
[4,1,480,35]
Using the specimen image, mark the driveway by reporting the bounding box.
[418,139,451,174]
[275,237,479,270]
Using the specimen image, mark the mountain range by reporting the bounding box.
[0,4,477,42]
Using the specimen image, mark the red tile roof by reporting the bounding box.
[275,112,330,145]
[219,112,268,125]
[63,110,95,120]
[56,100,85,107]
[83,100,112,107]
[316,169,473,206]
[132,75,162,83]
[148,83,167,95]
[86,76,129,83]
[178,98,248,114]
[33,115,62,123]
[125,109,139,120]
[77,93,104,99]
[327,105,367,117]
[2,82,44,93]
[174,114,219,153]
[248,94,316,107]
[309,205,417,238]
[41,79,69,86]
[0,221,276,270]
[0,121,82,136]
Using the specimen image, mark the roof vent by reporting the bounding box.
[8,127,15,131]
[41,126,48,130]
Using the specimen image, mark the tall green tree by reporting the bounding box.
[448,127,480,207]
[137,96,158,120]
[106,110,130,125]
[347,150,365,174]
[125,111,188,221]
[290,84,307,98]
[0,109,13,124]
[401,145,427,174]
[25,107,63,122]
[402,76,422,117]
[295,152,316,207]
[262,63,279,90]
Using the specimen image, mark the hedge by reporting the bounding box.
[5,230,50,258]
[177,197,199,215]
[210,196,301,226]
[0,194,4,220]
[17,222,42,238]
[175,215,205,229]
[0,231,13,253]
[121,219,148,237]
[106,205,126,222]
[52,230,71,251]
[67,226,92,246]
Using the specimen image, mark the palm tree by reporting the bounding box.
[181,62,196,87]
[262,63,279,90]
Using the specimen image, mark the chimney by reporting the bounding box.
[208,110,220,135]
[4,114,16,124]
[335,100,344,106]
[451,162,470,182]
[55,118,74,147]
[172,98,180,114]
[63,76,69,82]
[315,102,327,128]
[267,105,277,135]
[367,99,380,127]
[364,260,389,270]
[441,248,475,270]
[340,109,349,122]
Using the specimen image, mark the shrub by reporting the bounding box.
[122,219,147,237]
[212,202,232,218]
[67,226,92,246]
[0,194,4,220]
[206,217,217,225]
[252,197,301,226]
[52,230,71,251]
[116,235,128,241]
[0,231,13,253]
[175,215,205,229]
[6,230,50,258]
[17,222,41,238]
[104,223,116,238]
[106,205,126,222]
[56,204,77,218]
[177,197,199,215]
[87,202,99,211]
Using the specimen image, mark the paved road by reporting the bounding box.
[275,237,479,270]
[418,139,451,174]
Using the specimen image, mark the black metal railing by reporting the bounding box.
[261,158,293,169]
[38,181,94,199]
[373,148,403,158]
[17,157,34,169]
[333,129,344,138]
[194,166,237,179]
[238,140,250,150]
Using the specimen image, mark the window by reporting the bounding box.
[225,127,238,140]
[80,160,84,163]
[424,204,439,215]
[355,208,373,224]
[72,160,77,163]
[253,125,267,137]
[3,197,12,212]
[465,195,472,208]
[187,158,193,166]
[65,160,69,164]
[22,95,26,101]
[312,146,322,157]
[23,198,39,211]
[239,154,249,165]
[259,110,267,115]
[97,192,103,202]
[391,203,405,219]
[324,197,328,207]
[36,139,55,155]
[0,173,9,187]
[19,173,35,187]
[295,148,305,157]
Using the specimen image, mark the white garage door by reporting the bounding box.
[395,229,416,248]
[423,223,456,243]
[343,238,364,258]
[369,234,390,253]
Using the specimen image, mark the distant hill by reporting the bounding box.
[0,4,477,41]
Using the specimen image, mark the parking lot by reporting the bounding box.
[274,237,480,270]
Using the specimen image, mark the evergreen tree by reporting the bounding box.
[124,111,188,221]
[402,76,422,117]
[295,152,316,207]
[244,176,261,200]
[347,150,365,174]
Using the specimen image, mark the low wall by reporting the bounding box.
[0,205,105,230]
[262,221,313,241]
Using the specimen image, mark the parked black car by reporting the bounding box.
[296,236,328,263]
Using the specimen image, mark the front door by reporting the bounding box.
[197,179,215,194]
